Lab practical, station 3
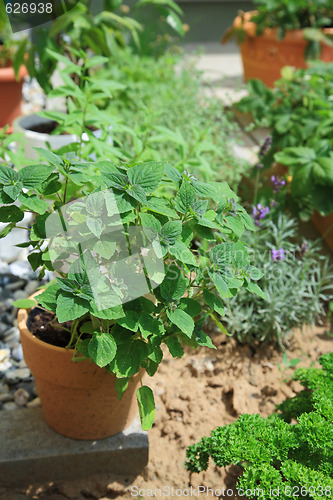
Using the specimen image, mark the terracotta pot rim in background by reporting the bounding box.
[233,10,333,43]
[0,64,28,82]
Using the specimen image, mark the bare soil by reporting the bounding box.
[1,321,332,500]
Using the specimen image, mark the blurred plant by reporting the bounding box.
[276,352,301,383]
[236,63,333,219]
[104,51,248,188]
[0,125,25,168]
[221,214,333,348]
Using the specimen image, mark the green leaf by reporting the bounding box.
[137,386,155,431]
[112,337,148,377]
[160,264,188,301]
[27,252,43,271]
[18,164,54,189]
[127,162,165,193]
[93,240,116,259]
[147,197,178,218]
[86,217,103,238]
[126,184,147,204]
[56,292,89,323]
[35,283,60,313]
[160,220,182,245]
[174,181,196,214]
[169,241,198,267]
[167,309,194,337]
[164,163,182,187]
[0,223,15,239]
[88,332,117,368]
[245,282,268,300]
[212,272,229,295]
[290,164,313,197]
[34,148,63,167]
[0,165,17,184]
[140,212,162,232]
[139,313,165,339]
[117,311,140,332]
[179,298,201,317]
[224,216,244,239]
[115,378,129,400]
[3,183,23,201]
[192,181,217,198]
[0,205,24,223]
[13,298,37,309]
[203,289,225,316]
[18,193,49,215]
[312,158,333,186]
[195,329,216,349]
[165,336,184,358]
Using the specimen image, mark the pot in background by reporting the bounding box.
[232,11,333,87]
[0,65,28,130]
[312,211,333,253]
[18,298,141,440]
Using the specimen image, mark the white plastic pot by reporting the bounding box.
[13,114,78,161]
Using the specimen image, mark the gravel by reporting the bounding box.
[0,258,50,411]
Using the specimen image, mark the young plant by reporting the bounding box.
[223,0,333,60]
[236,63,333,219]
[221,214,333,348]
[2,150,264,429]
[185,352,333,498]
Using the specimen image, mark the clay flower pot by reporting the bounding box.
[0,64,28,130]
[233,11,333,87]
[312,211,333,253]
[18,297,141,440]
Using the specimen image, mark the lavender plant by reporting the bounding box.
[221,214,333,348]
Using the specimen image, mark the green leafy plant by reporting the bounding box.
[223,0,333,60]
[0,20,28,75]
[2,150,264,429]
[185,352,333,498]
[103,51,248,188]
[236,63,333,219]
[221,214,333,348]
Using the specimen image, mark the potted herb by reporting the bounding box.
[223,0,333,87]
[235,62,333,250]
[1,150,265,439]
[0,22,28,129]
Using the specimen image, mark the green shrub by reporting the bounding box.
[186,353,333,499]
[105,51,248,188]
[221,214,333,348]
[235,63,333,219]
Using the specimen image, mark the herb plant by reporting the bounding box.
[223,0,333,60]
[236,63,333,219]
[186,352,333,498]
[1,150,264,429]
[104,51,248,188]
[221,214,333,348]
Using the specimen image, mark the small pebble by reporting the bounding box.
[0,322,9,338]
[0,262,8,273]
[5,368,31,385]
[0,359,12,375]
[0,392,13,403]
[14,388,30,406]
[0,348,10,363]
[3,326,20,345]
[11,344,24,362]
[2,401,18,411]
[5,280,26,292]
[13,290,27,301]
[0,383,9,394]
[24,280,40,296]
[27,397,41,408]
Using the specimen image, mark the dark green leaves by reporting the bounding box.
[0,205,24,223]
[160,264,188,301]
[88,332,117,367]
[127,162,165,193]
[203,289,225,316]
[160,220,182,245]
[166,309,194,337]
[56,292,90,323]
[174,181,196,214]
[137,386,155,431]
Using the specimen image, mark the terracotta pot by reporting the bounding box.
[233,11,333,87]
[0,64,28,129]
[312,211,333,253]
[18,297,141,440]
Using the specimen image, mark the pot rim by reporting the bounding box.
[234,10,333,41]
[18,290,76,355]
[12,113,78,141]
[0,64,28,82]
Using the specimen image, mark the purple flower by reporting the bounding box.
[271,175,286,194]
[300,241,308,257]
[256,162,264,169]
[258,136,272,158]
[252,203,270,226]
[271,248,285,262]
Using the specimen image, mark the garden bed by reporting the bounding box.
[1,319,331,500]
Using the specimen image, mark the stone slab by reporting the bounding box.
[0,407,148,488]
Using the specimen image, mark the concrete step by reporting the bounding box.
[0,407,148,488]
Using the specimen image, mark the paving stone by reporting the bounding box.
[0,407,148,488]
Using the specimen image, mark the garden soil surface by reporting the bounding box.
[1,321,332,500]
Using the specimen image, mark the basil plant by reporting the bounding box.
[0,149,265,429]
